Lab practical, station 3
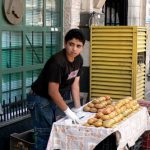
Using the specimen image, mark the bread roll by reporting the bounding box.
[87,102,95,108]
[109,111,116,119]
[92,98,100,104]
[90,107,98,113]
[83,106,90,112]
[87,118,98,125]
[101,114,110,120]
[95,103,104,109]
[83,123,90,126]
[99,97,106,101]
[102,108,112,115]
[93,119,103,127]
[104,95,111,100]
[95,112,104,119]
[103,119,115,128]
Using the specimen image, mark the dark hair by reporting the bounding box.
[65,28,85,45]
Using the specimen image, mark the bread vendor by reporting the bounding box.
[27,28,85,150]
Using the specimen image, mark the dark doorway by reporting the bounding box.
[104,0,128,25]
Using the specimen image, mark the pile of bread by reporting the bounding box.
[83,96,140,128]
[83,96,112,113]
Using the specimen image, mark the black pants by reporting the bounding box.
[94,133,117,150]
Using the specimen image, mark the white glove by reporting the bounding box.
[72,107,86,119]
[71,107,81,113]
[64,107,80,124]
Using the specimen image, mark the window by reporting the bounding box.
[0,0,63,103]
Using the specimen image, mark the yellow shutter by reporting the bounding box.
[90,26,147,101]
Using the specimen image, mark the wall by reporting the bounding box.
[128,0,146,26]
[64,0,81,34]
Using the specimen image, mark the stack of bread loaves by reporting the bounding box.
[83,96,140,128]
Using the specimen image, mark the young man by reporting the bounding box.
[27,28,85,150]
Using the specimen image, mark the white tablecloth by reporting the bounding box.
[46,107,150,150]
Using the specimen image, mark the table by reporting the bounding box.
[46,107,150,150]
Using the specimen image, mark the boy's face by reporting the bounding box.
[65,38,84,60]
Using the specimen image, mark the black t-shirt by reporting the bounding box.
[31,49,83,99]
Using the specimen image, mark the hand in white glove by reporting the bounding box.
[72,107,86,119]
[71,107,81,113]
[64,107,80,124]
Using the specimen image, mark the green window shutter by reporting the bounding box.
[2,31,22,68]
[46,31,61,61]
[26,32,43,65]
[0,0,63,103]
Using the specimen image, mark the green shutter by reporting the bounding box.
[0,0,63,103]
